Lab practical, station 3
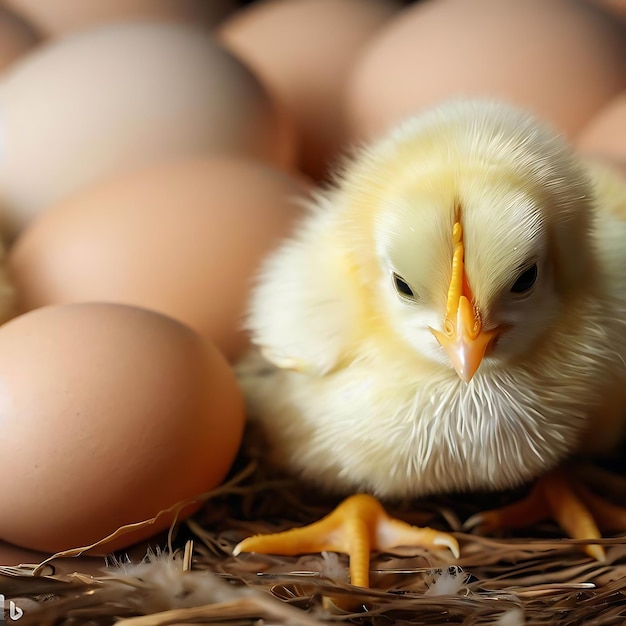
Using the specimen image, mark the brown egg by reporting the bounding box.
[219,0,401,180]
[607,160,626,177]
[0,22,294,237]
[577,91,626,164]
[0,303,244,553]
[9,157,310,361]
[0,4,40,74]
[3,0,238,36]
[346,0,626,143]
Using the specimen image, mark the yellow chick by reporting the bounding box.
[234,100,626,587]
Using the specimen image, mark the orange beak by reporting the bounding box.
[430,221,502,382]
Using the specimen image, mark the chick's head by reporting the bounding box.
[340,101,596,381]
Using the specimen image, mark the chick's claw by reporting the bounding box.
[234,493,459,588]
[464,469,611,561]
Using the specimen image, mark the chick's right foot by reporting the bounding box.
[464,468,626,561]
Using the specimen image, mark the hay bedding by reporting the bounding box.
[2,434,626,626]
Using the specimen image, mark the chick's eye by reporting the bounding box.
[511,263,538,294]
[393,273,415,298]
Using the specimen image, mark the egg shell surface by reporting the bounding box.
[347,0,626,143]
[0,303,245,553]
[219,0,401,180]
[577,91,626,165]
[9,157,310,361]
[4,0,237,36]
[0,22,293,236]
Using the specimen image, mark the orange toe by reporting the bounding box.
[234,493,459,588]
[464,469,605,561]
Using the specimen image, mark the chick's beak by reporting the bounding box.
[429,218,501,383]
[431,296,500,382]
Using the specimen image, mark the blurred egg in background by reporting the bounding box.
[218,0,402,181]
[9,157,311,361]
[0,21,295,237]
[0,303,245,553]
[346,0,626,144]
[2,0,238,37]
[577,92,626,166]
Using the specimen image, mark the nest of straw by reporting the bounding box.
[2,431,626,626]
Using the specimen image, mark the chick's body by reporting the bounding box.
[239,100,626,502]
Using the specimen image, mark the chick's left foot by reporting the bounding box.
[465,468,626,561]
[233,493,459,588]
